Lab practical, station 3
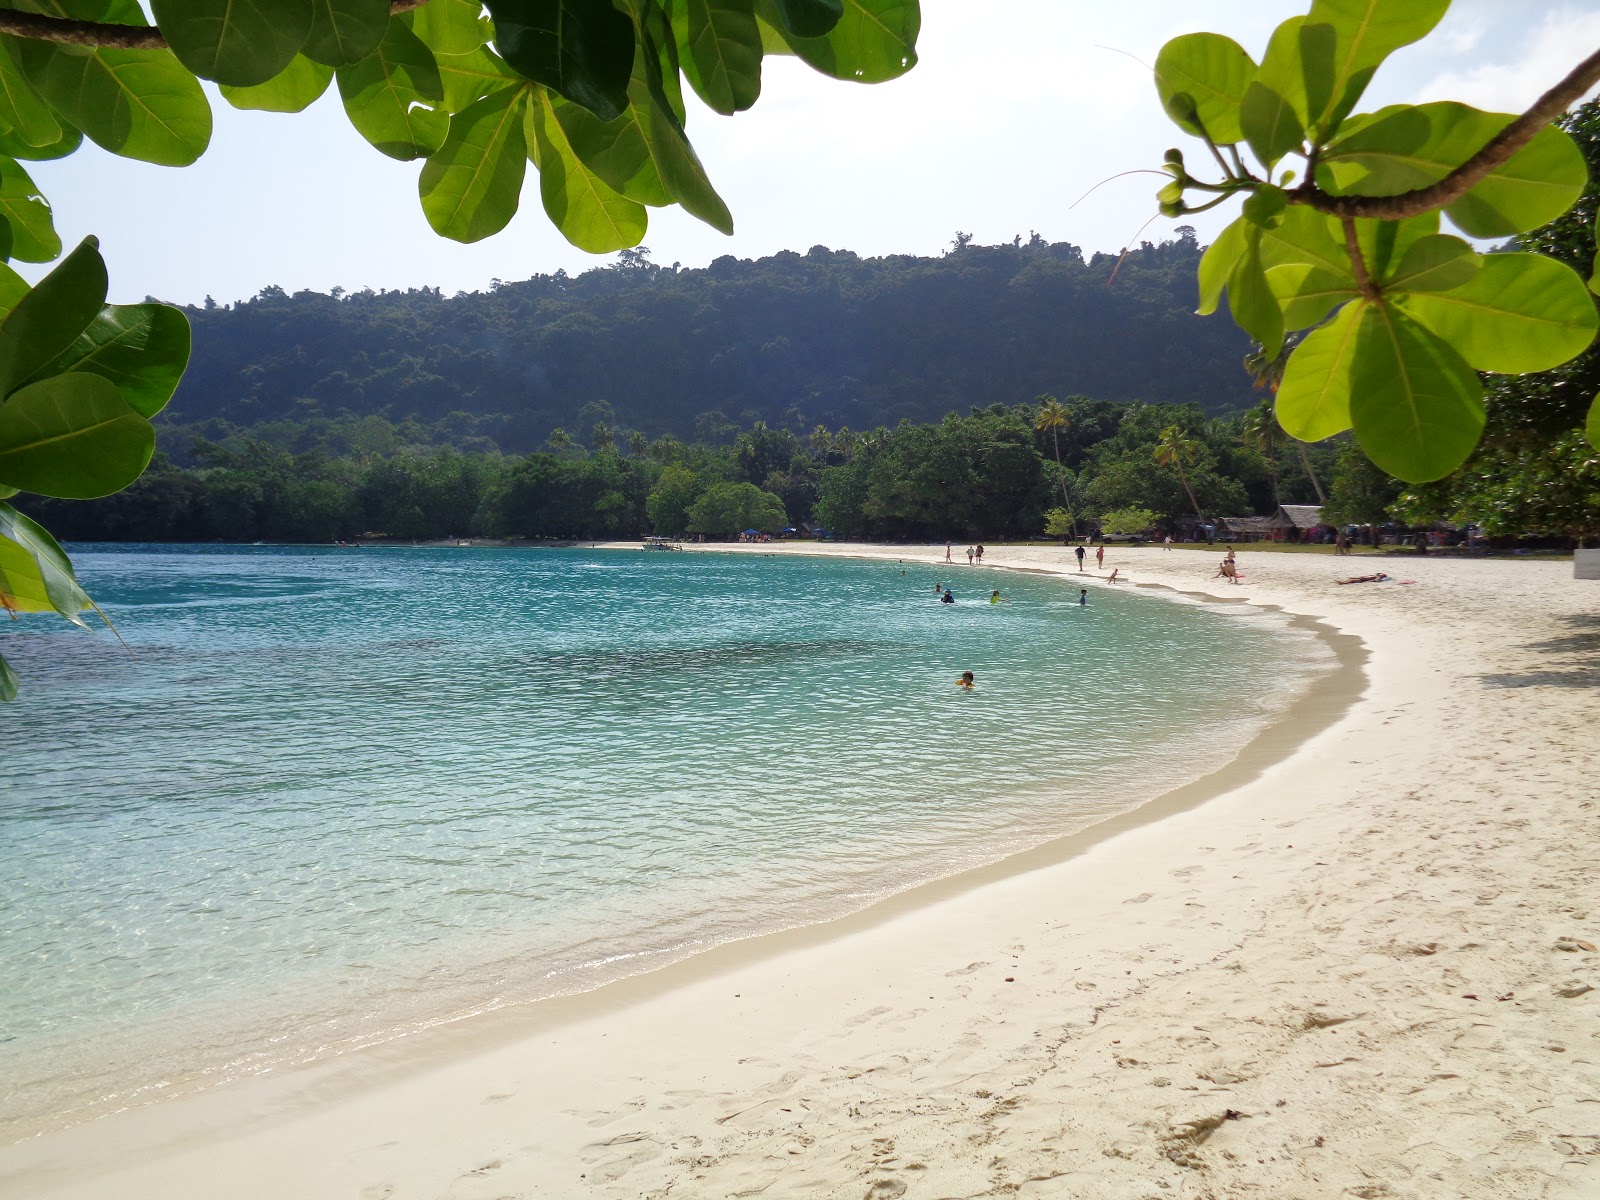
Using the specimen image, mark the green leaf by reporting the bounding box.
[768,0,917,83]
[31,302,191,417]
[0,532,54,613]
[0,371,153,498]
[0,262,27,320]
[1396,251,1598,374]
[0,156,59,263]
[220,54,334,111]
[0,236,107,399]
[1302,0,1448,134]
[1241,183,1287,229]
[1266,262,1356,331]
[0,498,94,625]
[527,87,647,252]
[1587,393,1600,453]
[1350,211,1437,280]
[1228,226,1283,359]
[303,0,391,67]
[488,0,637,121]
[674,0,763,115]
[1254,16,1321,135]
[409,0,490,56]
[1196,217,1247,316]
[435,45,522,113]
[1320,103,1586,238]
[1382,234,1477,293]
[420,84,530,242]
[336,19,447,160]
[1153,32,1255,145]
[151,0,314,87]
[765,0,840,38]
[9,40,212,166]
[1449,122,1587,239]
[1240,80,1303,170]
[1276,297,1363,440]
[0,650,15,702]
[0,123,80,163]
[0,43,60,149]
[1349,302,1484,483]
[1258,204,1350,278]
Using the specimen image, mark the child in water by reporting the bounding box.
[941,589,955,604]
[1079,588,1087,605]
[989,589,1005,604]
[956,671,975,689]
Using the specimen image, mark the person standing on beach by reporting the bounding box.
[945,541,952,563]
[1163,535,1173,551]
[1095,544,1105,569]
[1074,544,1086,572]
[975,544,985,565]
[966,546,975,565]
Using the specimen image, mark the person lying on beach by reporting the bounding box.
[956,671,975,689]
[1336,572,1390,585]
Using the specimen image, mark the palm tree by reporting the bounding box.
[1244,342,1327,505]
[809,424,833,456]
[627,430,647,457]
[1034,394,1074,516]
[1153,424,1204,518]
[1240,399,1282,508]
[546,426,576,456]
[589,420,616,455]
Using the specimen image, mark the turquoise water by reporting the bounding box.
[1,545,1327,1136]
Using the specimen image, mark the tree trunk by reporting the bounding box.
[1296,442,1328,504]
[1051,429,1075,535]
[1177,462,1202,517]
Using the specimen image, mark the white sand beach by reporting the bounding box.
[2,544,1596,1200]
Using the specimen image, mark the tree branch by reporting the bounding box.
[1290,44,1600,220]
[0,0,430,51]
[1341,216,1378,300]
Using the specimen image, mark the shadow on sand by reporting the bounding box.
[1480,613,1600,689]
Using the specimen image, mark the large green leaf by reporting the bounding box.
[0,372,153,498]
[1396,251,1598,374]
[1228,225,1283,359]
[1382,233,1477,293]
[151,0,314,87]
[552,86,671,206]
[420,84,530,242]
[0,43,60,149]
[336,19,447,160]
[766,0,841,38]
[1276,297,1363,440]
[31,302,191,417]
[1320,103,1586,238]
[488,0,637,121]
[0,156,58,263]
[1586,393,1600,453]
[220,54,334,111]
[674,0,763,115]
[771,0,916,83]
[1153,32,1254,145]
[0,262,27,320]
[1196,216,1247,315]
[1266,262,1355,331]
[1302,0,1448,133]
[0,498,93,625]
[435,45,522,113]
[9,40,212,166]
[0,123,80,163]
[303,0,391,67]
[0,533,54,613]
[1240,80,1303,170]
[527,88,647,251]
[1350,211,1436,280]
[1349,302,1484,482]
[1258,204,1349,277]
[410,0,491,55]
[0,236,107,399]
[1254,17,1322,136]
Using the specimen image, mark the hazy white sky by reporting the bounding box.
[35,0,1600,304]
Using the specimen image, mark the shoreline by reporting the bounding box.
[2,544,1595,1199]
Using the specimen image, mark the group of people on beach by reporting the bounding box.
[944,542,986,565]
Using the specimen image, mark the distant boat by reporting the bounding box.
[642,536,682,551]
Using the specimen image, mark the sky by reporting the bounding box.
[33,0,1600,305]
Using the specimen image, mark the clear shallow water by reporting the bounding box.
[1,545,1329,1135]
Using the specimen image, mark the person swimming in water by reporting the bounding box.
[941,589,955,604]
[956,671,975,689]
[1079,588,1087,605]
[989,589,1005,604]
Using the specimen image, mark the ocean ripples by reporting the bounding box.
[0,545,1330,1137]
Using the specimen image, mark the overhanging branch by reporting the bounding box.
[0,0,431,51]
[1290,45,1600,220]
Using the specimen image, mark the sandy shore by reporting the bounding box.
[2,543,1596,1200]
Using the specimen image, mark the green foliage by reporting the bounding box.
[1156,0,1600,483]
[1041,506,1075,538]
[1099,506,1159,536]
[686,479,786,536]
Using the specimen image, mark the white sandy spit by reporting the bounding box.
[1,543,1596,1200]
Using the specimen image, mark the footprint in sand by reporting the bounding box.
[846,1005,893,1026]
[360,1186,394,1200]
[945,961,988,977]
[863,1179,907,1199]
[1123,892,1153,904]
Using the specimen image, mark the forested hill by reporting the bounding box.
[167,231,1256,454]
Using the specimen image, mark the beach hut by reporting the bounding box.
[1216,516,1276,543]
[1269,504,1328,542]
